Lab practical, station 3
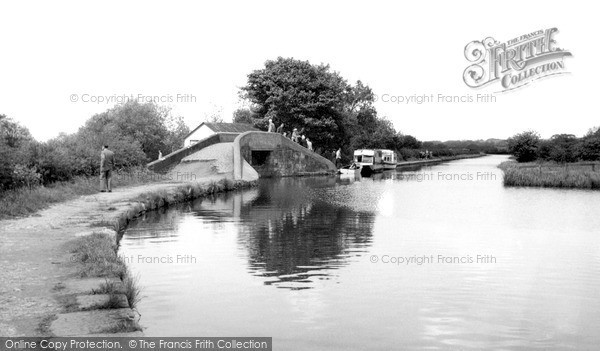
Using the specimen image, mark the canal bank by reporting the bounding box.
[395,153,486,168]
[0,176,256,337]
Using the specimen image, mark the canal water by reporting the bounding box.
[119,155,600,350]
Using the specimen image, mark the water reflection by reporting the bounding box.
[236,178,375,289]
[121,207,182,243]
[125,177,377,291]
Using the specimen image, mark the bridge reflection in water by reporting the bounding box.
[123,176,378,290]
[235,178,375,290]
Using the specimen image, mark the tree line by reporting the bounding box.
[2,57,514,192]
[0,103,189,191]
[233,57,506,162]
[507,129,600,163]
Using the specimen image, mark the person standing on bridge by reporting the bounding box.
[292,128,300,143]
[268,119,276,132]
[277,122,284,134]
[306,138,313,151]
[300,135,307,148]
[335,148,342,168]
[100,145,115,193]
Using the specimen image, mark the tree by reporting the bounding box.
[575,130,600,161]
[164,114,190,154]
[232,108,256,125]
[0,115,36,190]
[0,115,33,149]
[348,107,396,150]
[543,134,578,162]
[508,131,540,162]
[81,100,185,162]
[202,104,224,123]
[241,57,350,151]
[396,134,422,149]
[342,80,375,116]
[30,101,186,184]
[586,126,600,138]
[240,57,394,156]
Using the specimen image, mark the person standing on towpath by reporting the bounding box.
[100,145,115,193]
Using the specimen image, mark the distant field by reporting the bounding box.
[498,161,600,189]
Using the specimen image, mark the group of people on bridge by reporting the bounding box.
[267,119,344,168]
[267,119,313,151]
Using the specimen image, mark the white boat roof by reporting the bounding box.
[354,149,375,156]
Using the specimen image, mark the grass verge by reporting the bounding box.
[71,233,142,309]
[499,161,600,189]
[133,178,250,210]
[71,233,126,278]
[0,167,164,220]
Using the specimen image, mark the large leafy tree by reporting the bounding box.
[242,57,354,151]
[85,101,167,160]
[30,101,189,184]
[348,106,397,151]
[81,100,188,161]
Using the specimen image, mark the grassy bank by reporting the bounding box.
[116,178,251,229]
[499,161,600,189]
[0,167,165,219]
[70,233,142,332]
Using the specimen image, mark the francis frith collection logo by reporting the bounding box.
[463,28,572,91]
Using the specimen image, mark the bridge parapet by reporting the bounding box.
[147,133,238,173]
[233,131,336,179]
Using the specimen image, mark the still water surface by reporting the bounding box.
[120,155,600,350]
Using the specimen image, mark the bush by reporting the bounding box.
[575,136,600,161]
[508,131,540,162]
[398,148,420,160]
[12,165,42,189]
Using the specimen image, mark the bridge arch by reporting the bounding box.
[233,131,336,179]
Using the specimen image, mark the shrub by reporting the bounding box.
[508,131,540,162]
[12,165,42,189]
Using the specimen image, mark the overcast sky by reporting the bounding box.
[1,0,596,142]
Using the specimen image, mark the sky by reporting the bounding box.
[0,0,597,142]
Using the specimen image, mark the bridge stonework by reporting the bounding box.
[147,131,335,180]
[233,132,336,179]
[147,133,238,173]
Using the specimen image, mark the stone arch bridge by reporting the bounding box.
[147,131,336,181]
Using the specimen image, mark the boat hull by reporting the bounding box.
[382,162,397,170]
[339,168,360,177]
[360,164,384,176]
